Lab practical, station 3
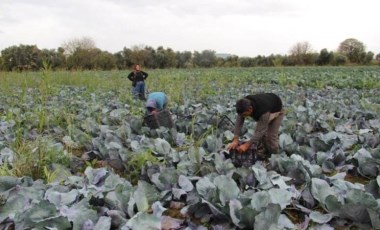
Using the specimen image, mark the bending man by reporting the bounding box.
[227,93,285,159]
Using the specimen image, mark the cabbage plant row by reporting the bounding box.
[1,68,380,229]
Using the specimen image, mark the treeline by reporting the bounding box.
[0,38,379,71]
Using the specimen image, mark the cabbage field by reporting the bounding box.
[1,66,380,229]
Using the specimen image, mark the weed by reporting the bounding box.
[9,137,70,180]
[0,162,16,177]
[125,150,160,184]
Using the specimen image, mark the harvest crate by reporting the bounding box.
[144,109,174,129]
[228,142,265,167]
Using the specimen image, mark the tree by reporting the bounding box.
[114,47,134,70]
[175,51,192,68]
[154,46,177,68]
[66,48,97,70]
[316,48,334,65]
[39,48,66,70]
[130,45,154,68]
[362,52,374,65]
[0,55,3,70]
[193,50,217,68]
[61,36,96,56]
[93,51,116,70]
[122,47,134,68]
[289,41,314,65]
[221,55,239,67]
[376,53,380,65]
[333,53,347,66]
[65,48,116,70]
[281,55,296,66]
[1,44,41,71]
[337,38,366,63]
[239,57,255,67]
[255,55,275,67]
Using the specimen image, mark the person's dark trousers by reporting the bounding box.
[135,81,146,100]
[262,110,285,156]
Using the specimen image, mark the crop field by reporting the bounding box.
[1,66,380,229]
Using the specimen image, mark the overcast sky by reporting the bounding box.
[0,0,379,57]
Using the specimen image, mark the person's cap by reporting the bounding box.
[146,99,157,109]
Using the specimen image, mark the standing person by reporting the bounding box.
[127,64,148,100]
[227,93,285,160]
[146,92,168,115]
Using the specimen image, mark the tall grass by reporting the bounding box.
[2,66,380,95]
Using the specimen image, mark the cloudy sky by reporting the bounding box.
[0,0,379,57]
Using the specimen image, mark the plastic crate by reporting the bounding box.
[144,109,174,129]
[230,148,256,167]
[228,142,265,167]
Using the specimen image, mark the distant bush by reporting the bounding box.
[333,54,347,66]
